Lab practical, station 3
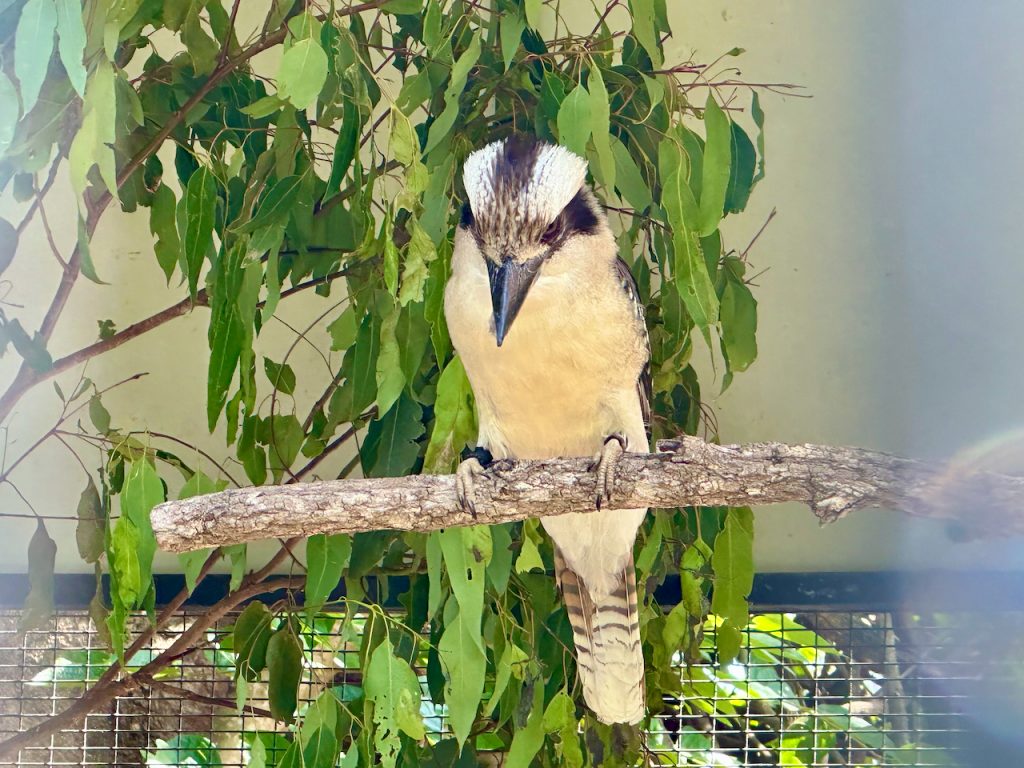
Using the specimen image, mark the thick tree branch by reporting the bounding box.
[151,437,1024,553]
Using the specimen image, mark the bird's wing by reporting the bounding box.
[614,256,652,440]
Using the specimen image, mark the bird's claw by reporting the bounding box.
[593,433,627,510]
[456,458,484,518]
[456,446,493,519]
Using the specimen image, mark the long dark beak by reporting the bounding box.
[488,257,541,347]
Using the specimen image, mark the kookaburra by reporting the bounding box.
[444,136,650,724]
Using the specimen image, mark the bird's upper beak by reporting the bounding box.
[488,256,541,347]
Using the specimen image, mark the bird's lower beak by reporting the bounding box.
[488,257,541,347]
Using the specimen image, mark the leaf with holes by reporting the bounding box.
[365,633,426,767]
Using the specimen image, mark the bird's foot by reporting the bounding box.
[456,446,493,518]
[593,433,627,510]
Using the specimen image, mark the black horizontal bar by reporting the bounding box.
[2,570,1024,612]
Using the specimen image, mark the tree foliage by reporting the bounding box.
[0,0,776,763]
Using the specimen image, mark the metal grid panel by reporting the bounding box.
[0,608,1004,766]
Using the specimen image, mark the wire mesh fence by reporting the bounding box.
[0,604,1013,767]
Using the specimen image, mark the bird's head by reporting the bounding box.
[459,135,607,346]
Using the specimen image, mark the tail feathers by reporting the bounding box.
[555,549,645,724]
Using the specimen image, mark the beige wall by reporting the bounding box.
[2,2,1023,577]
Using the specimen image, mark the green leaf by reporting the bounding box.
[109,517,142,610]
[150,184,181,282]
[423,356,476,472]
[752,92,766,184]
[278,37,328,109]
[88,394,110,433]
[439,527,486,632]
[365,633,426,768]
[399,220,435,306]
[323,99,360,202]
[14,0,57,114]
[389,107,420,167]
[628,0,662,67]
[361,393,424,478]
[74,479,104,564]
[265,414,305,482]
[237,174,304,234]
[514,531,544,574]
[77,215,104,284]
[524,0,542,27]
[506,682,545,768]
[301,728,339,768]
[263,357,297,395]
[178,471,228,499]
[334,312,380,423]
[328,307,357,352]
[19,519,56,633]
[724,122,756,214]
[234,601,274,681]
[178,549,210,595]
[438,606,486,748]
[207,244,259,430]
[0,73,17,157]
[587,67,615,192]
[183,166,217,300]
[8,321,52,372]
[610,135,651,212]
[54,0,86,96]
[698,95,731,236]
[120,459,163,591]
[500,8,526,70]
[267,626,303,723]
[485,640,528,715]
[661,142,718,331]
[375,301,405,416]
[382,0,421,12]
[225,543,246,591]
[711,507,754,662]
[719,271,758,373]
[557,84,592,158]
[68,61,117,198]
[424,32,481,154]
[305,534,351,614]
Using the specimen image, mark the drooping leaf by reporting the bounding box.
[183,166,217,300]
[711,507,754,661]
[505,682,545,768]
[719,269,758,374]
[724,122,756,214]
[277,37,328,110]
[752,91,766,184]
[14,0,57,114]
[54,0,86,96]
[361,393,424,478]
[423,357,476,473]
[557,84,592,158]
[587,67,615,192]
[237,174,304,234]
[120,459,163,591]
[500,7,526,70]
[267,626,303,723]
[698,95,731,236]
[610,134,652,212]
[661,140,718,331]
[628,0,662,67]
[234,601,274,681]
[424,32,482,154]
[365,632,426,767]
[19,519,56,633]
[178,549,211,596]
[149,184,181,282]
[74,478,104,563]
[304,534,351,614]
[323,99,360,202]
[263,357,297,396]
[438,606,486,748]
[375,299,405,415]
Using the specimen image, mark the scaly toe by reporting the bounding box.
[455,457,484,518]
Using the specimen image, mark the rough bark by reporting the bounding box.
[152,436,1024,553]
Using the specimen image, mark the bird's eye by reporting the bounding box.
[540,218,562,245]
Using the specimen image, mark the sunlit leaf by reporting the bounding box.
[277,38,328,110]
[14,0,57,114]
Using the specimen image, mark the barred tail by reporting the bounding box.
[555,549,645,724]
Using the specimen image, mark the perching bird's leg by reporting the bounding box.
[455,446,493,518]
[593,433,627,510]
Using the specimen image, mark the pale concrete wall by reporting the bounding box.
[1,1,1023,578]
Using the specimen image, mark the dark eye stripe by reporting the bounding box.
[459,202,475,228]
